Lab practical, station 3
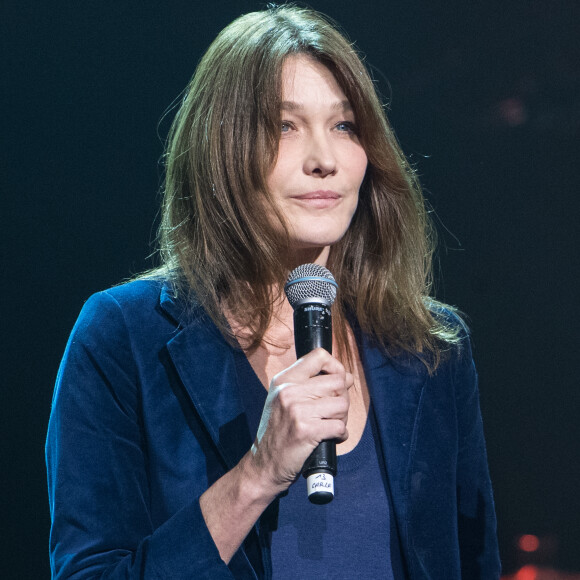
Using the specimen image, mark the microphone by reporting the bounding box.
[284,263,338,505]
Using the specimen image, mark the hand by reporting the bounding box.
[200,348,351,562]
[248,348,353,496]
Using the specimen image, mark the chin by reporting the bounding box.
[293,232,345,248]
[291,221,351,247]
[291,235,347,259]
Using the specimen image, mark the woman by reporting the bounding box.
[46,5,500,579]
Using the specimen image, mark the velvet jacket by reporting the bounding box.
[46,278,500,579]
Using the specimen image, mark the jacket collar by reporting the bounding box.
[159,279,199,325]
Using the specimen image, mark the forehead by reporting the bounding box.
[280,55,350,109]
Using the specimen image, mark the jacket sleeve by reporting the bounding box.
[453,327,502,579]
[46,291,235,579]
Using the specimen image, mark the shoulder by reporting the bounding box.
[75,277,160,325]
[99,276,166,312]
[70,276,179,350]
[424,304,479,413]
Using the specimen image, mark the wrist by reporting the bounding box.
[236,446,287,506]
[199,450,282,564]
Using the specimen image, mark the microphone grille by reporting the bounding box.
[284,264,338,309]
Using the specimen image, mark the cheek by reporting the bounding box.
[350,149,368,188]
[266,149,294,192]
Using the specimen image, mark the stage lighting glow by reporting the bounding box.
[515,565,538,580]
[518,534,540,553]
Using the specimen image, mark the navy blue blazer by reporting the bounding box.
[46,278,500,579]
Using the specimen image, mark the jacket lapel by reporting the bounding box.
[359,333,428,570]
[160,283,253,472]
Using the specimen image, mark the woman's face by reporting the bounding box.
[267,55,368,265]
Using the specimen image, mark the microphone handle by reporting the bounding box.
[294,302,336,505]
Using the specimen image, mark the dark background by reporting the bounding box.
[3,0,579,577]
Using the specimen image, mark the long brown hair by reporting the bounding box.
[156,4,460,370]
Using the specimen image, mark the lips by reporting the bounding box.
[290,190,342,210]
[292,190,340,200]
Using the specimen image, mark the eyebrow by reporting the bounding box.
[280,100,353,112]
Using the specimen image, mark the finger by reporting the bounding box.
[345,372,354,389]
[317,418,349,443]
[306,395,350,421]
[309,347,348,377]
[282,348,346,382]
[286,408,348,447]
[270,369,351,405]
[302,373,351,397]
[274,390,349,434]
[273,379,349,419]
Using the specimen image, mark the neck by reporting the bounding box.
[224,245,331,352]
[224,288,295,354]
[283,245,330,271]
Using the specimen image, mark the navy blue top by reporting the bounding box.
[233,348,407,579]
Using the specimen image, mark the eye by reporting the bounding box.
[335,121,357,134]
[281,121,294,133]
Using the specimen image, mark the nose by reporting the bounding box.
[303,131,336,177]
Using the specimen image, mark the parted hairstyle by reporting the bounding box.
[156,3,460,370]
